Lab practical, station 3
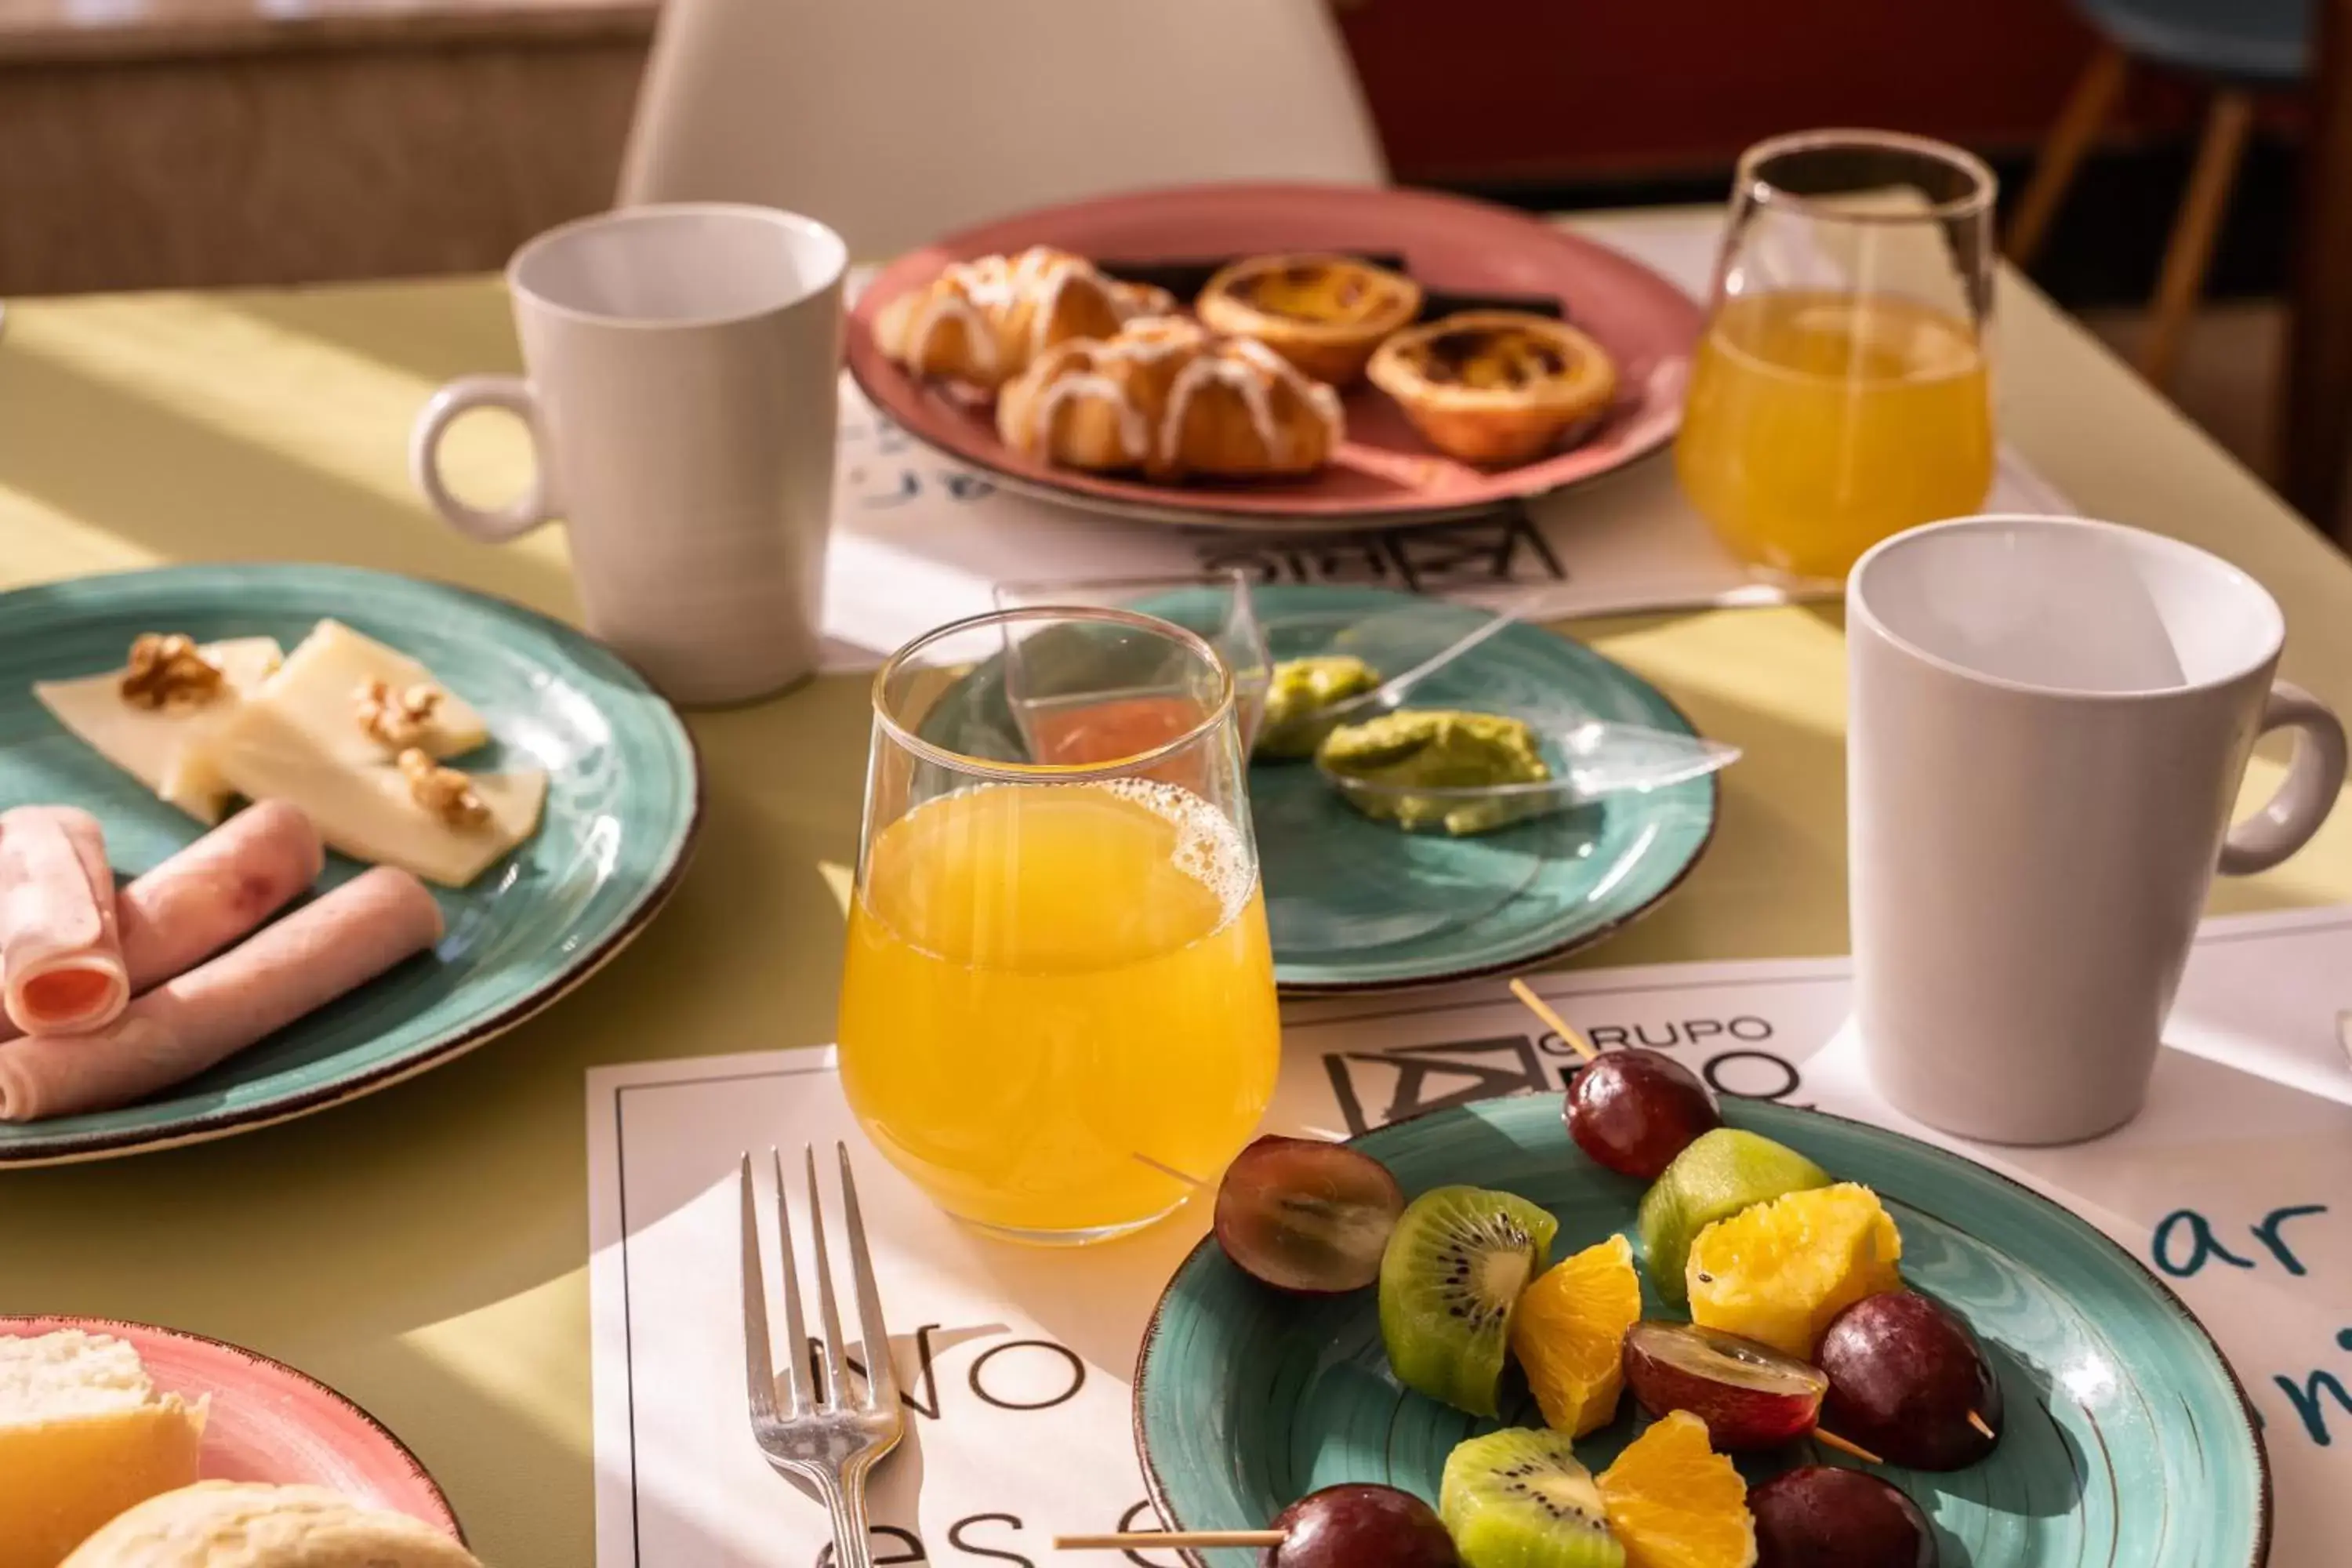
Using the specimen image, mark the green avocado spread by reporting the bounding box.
[1316,708,1551,834]
[1256,655,1384,757]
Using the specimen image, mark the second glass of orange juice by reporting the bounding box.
[839,607,1279,1243]
[1677,130,1999,582]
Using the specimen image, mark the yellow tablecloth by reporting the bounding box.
[1,209,2349,1563]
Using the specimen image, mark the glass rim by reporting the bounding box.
[869,604,1238,782]
[1735,128,1998,225]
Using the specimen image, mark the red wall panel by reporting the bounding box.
[1338,0,2108,183]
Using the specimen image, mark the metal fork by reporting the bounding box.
[739,1144,904,1568]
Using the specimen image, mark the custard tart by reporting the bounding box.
[996,316,1344,481]
[874,247,1176,392]
[1367,310,1618,466]
[1195,252,1423,386]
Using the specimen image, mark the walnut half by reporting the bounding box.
[356,679,445,751]
[397,748,490,829]
[119,633,225,710]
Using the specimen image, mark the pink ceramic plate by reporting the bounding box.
[0,1316,462,1538]
[847,182,1702,532]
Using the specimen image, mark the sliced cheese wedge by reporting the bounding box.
[31,637,283,823]
[0,1330,207,1568]
[203,698,546,887]
[261,619,488,764]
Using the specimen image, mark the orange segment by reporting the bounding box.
[1596,1410,1757,1568]
[1509,1233,1642,1436]
[1686,1183,1903,1359]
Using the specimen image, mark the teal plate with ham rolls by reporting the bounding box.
[0,564,699,1164]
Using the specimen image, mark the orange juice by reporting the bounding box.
[1676,290,1993,580]
[838,779,1279,1239]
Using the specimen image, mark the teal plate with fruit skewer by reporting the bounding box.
[1134,1094,2270,1568]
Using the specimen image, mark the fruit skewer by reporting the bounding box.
[1508,978,1595,1062]
[1062,1483,1463,1564]
[1512,983,1997,1467]
[1055,1532,1287,1550]
[1509,980,1724,1180]
[1814,1428,1886,1463]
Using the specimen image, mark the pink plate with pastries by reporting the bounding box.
[0,1316,463,1537]
[845,180,1703,532]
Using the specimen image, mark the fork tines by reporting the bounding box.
[738,1142,901,1420]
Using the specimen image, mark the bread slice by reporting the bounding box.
[62,1482,481,1567]
[0,1330,207,1568]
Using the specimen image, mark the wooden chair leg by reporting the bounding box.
[2282,0,2352,542]
[2142,90,2256,390]
[2006,45,2131,269]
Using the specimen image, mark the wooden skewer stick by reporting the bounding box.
[1056,1531,1287,1551]
[1968,1409,1998,1441]
[1814,1428,1888,1465]
[1508,978,1598,1062]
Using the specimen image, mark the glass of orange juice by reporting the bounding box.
[838,607,1280,1244]
[1677,129,1999,582]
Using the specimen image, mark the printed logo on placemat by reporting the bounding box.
[1323,1034,1551,1136]
[1196,513,1566,593]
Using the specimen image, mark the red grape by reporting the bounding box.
[1214,1136,1405,1294]
[1751,1466,1936,1567]
[1817,1292,2003,1470]
[1566,1050,1722,1178]
[1267,1484,1460,1568]
[1621,1319,1828,1448]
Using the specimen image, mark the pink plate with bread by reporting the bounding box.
[846,181,1703,531]
[0,1316,461,1537]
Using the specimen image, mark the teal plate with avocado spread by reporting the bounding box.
[919,584,1716,993]
[1136,1094,2270,1568]
[0,564,699,1166]
[1248,587,1714,991]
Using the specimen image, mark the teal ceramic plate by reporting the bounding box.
[917,585,1716,993]
[1137,1096,2270,1568]
[0,564,699,1165]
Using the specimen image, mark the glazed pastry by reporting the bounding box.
[874,247,1174,392]
[996,316,1345,481]
[1368,310,1619,466]
[1196,252,1423,385]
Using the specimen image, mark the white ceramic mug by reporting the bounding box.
[411,204,847,705]
[1848,515,2347,1144]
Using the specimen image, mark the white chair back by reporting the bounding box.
[618,0,1386,256]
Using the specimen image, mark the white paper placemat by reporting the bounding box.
[589,904,2352,1567]
[817,219,2069,669]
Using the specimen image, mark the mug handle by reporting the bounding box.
[408,375,558,543]
[2219,680,2349,875]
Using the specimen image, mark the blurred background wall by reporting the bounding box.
[0,0,2280,299]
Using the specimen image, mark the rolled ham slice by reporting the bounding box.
[0,865,443,1123]
[0,800,325,1045]
[0,806,129,1036]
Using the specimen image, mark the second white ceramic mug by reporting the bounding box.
[411,203,847,705]
[1848,515,2347,1145]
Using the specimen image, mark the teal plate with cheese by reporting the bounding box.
[917,584,1717,993]
[1136,1095,2272,1568]
[0,564,699,1165]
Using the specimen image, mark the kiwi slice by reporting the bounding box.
[1379,1185,1559,1416]
[1440,1427,1626,1568]
[1637,1128,1831,1307]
